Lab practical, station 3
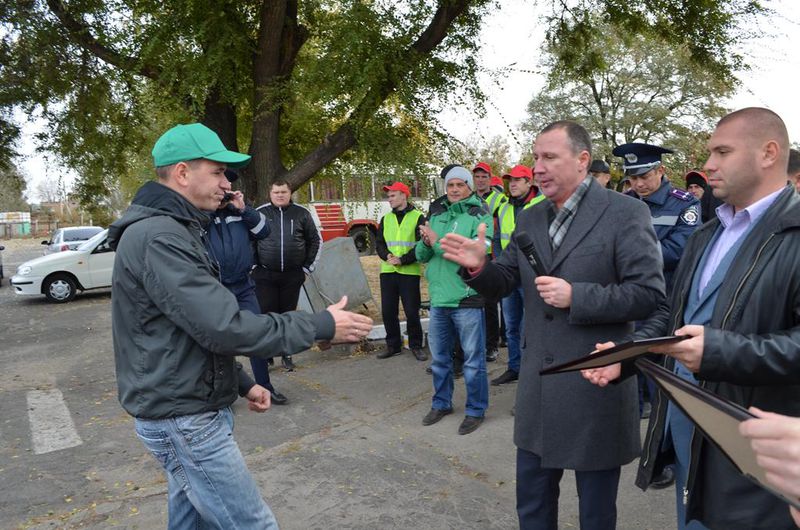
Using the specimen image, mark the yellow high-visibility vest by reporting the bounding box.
[498,195,546,249]
[381,209,423,275]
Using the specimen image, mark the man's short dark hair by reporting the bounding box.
[788,148,800,175]
[540,120,592,158]
[270,179,291,190]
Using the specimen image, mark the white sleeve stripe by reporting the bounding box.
[250,213,267,234]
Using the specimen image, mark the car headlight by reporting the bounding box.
[17,265,32,275]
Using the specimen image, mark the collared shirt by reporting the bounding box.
[698,187,783,293]
[549,175,593,250]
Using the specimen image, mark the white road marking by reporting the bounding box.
[27,389,83,454]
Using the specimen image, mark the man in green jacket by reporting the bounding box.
[417,165,494,435]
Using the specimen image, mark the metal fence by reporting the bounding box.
[0,220,88,239]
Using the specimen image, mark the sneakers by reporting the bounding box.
[458,415,484,435]
[486,348,499,362]
[411,348,428,361]
[270,390,288,405]
[491,369,518,386]
[425,365,432,374]
[422,407,453,426]
[281,356,296,371]
[376,348,401,359]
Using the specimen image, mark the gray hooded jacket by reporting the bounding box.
[108,181,334,419]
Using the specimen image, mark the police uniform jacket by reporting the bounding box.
[627,178,700,288]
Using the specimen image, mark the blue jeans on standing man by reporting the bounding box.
[428,306,488,417]
[501,286,525,373]
[135,407,279,529]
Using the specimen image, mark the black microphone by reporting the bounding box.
[515,231,547,276]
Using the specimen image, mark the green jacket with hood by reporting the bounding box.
[415,193,493,308]
[108,181,335,419]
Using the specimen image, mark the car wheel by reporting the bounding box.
[349,226,375,256]
[44,273,77,303]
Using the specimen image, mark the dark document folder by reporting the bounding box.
[539,335,688,375]
[636,358,800,510]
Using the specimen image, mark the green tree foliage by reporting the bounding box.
[524,15,740,182]
[447,134,514,176]
[0,164,29,211]
[1,0,763,215]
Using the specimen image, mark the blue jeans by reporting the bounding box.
[135,407,278,529]
[501,286,525,373]
[667,403,709,530]
[428,307,488,417]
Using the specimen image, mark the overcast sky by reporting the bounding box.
[438,0,800,161]
[16,0,800,201]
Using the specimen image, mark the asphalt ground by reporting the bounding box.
[0,239,675,529]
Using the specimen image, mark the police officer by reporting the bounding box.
[613,143,700,291]
[613,142,701,490]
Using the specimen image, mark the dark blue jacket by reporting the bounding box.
[627,178,700,290]
[207,204,270,285]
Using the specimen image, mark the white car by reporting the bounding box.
[11,230,115,303]
[42,226,104,255]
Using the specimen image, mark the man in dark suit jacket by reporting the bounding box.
[439,120,665,530]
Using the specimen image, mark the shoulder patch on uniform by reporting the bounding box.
[670,188,694,201]
[680,204,700,226]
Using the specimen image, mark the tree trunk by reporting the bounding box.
[247,0,308,203]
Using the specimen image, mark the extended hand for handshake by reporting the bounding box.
[324,295,374,345]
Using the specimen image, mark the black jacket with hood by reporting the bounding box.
[108,182,335,419]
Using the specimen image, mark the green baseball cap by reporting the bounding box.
[152,123,251,169]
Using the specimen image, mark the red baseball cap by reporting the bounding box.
[473,162,492,175]
[490,175,504,187]
[503,164,533,180]
[382,181,411,197]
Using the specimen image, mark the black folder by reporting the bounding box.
[539,335,689,375]
[636,358,800,510]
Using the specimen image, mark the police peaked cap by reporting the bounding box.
[612,143,674,176]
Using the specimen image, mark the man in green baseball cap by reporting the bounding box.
[107,123,373,528]
[152,123,252,169]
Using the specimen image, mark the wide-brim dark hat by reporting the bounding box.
[589,159,610,173]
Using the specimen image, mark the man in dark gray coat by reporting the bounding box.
[439,120,665,530]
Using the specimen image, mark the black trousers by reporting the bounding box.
[226,278,273,392]
[253,267,305,315]
[380,272,423,350]
[252,267,305,362]
[517,448,620,530]
[484,297,500,349]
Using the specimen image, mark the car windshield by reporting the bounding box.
[63,227,103,242]
[77,229,108,251]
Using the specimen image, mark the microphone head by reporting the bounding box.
[516,230,533,249]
